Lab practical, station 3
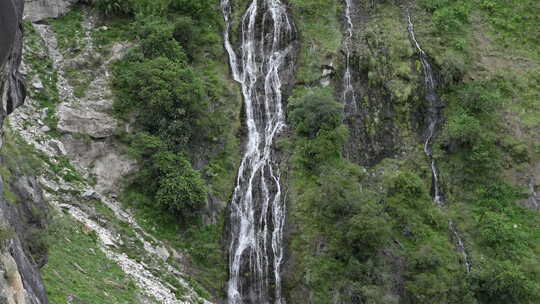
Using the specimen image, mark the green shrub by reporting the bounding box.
[419,0,471,33]
[133,16,187,61]
[168,0,220,22]
[153,152,207,222]
[113,55,208,149]
[475,260,540,303]
[94,0,133,16]
[289,89,343,138]
[446,107,481,144]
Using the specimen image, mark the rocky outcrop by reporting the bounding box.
[0,1,49,304]
[57,104,117,138]
[23,0,77,22]
[1,0,26,128]
[0,176,48,304]
[10,8,213,302]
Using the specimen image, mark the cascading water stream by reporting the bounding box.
[342,0,358,112]
[449,220,472,273]
[407,12,471,274]
[527,179,539,209]
[406,12,443,205]
[221,0,295,303]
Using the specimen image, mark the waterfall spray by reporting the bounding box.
[221,0,295,303]
[342,0,358,112]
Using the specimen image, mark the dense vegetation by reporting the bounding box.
[20,0,538,302]
[93,0,240,296]
[100,0,539,302]
[283,0,540,303]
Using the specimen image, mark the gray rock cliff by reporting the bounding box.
[0,0,49,303]
[24,0,78,22]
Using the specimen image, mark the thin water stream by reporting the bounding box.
[407,11,472,274]
[342,0,358,112]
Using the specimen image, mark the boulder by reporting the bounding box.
[23,0,78,22]
[57,103,117,138]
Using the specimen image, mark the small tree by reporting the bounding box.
[289,89,343,138]
[153,152,207,223]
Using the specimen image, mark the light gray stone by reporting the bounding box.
[23,0,78,22]
[60,137,137,195]
[48,139,67,155]
[82,189,99,200]
[31,80,43,90]
[156,247,170,262]
[57,103,117,138]
[39,108,48,121]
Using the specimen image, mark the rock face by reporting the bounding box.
[57,103,118,138]
[0,1,49,303]
[1,0,26,128]
[0,176,49,304]
[23,0,77,22]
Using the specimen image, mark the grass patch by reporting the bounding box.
[289,0,342,83]
[42,215,140,303]
[92,16,134,49]
[23,21,62,133]
[49,8,87,57]
[0,127,45,204]
[119,188,226,299]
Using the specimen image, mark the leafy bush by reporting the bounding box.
[133,16,187,61]
[113,55,209,149]
[153,152,207,222]
[289,89,343,138]
[94,0,133,16]
[168,0,220,22]
[419,0,471,33]
[475,260,540,303]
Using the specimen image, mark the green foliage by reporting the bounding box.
[94,0,132,16]
[289,89,343,138]
[419,0,471,33]
[112,18,220,152]
[23,21,61,134]
[288,89,347,171]
[443,80,505,182]
[168,0,220,22]
[114,56,207,148]
[49,9,86,57]
[121,132,207,224]
[476,0,540,57]
[133,16,187,61]
[153,152,207,222]
[287,0,342,83]
[474,260,540,303]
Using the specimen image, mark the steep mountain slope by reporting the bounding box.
[283,0,540,303]
[1,0,538,304]
[0,1,50,303]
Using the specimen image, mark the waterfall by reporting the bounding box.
[342,0,358,112]
[221,0,295,303]
[406,12,443,205]
[527,179,539,209]
[407,11,471,274]
[449,220,472,273]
